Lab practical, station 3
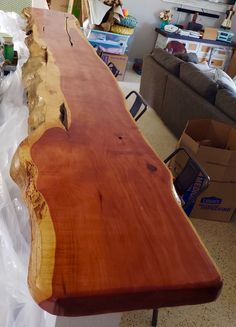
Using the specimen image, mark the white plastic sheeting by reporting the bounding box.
[32,0,49,9]
[0,11,56,327]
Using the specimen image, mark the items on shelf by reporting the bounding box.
[85,28,129,54]
[202,27,218,40]
[154,28,235,71]
[122,7,128,17]
[111,13,137,35]
[110,24,134,35]
[158,5,236,44]
[179,29,201,38]
[217,29,234,43]
[221,5,235,30]
[187,12,203,31]
[159,9,173,30]
[118,14,137,28]
[159,5,236,44]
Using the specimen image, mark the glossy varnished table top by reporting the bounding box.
[12,8,222,316]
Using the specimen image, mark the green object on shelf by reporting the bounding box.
[4,43,14,63]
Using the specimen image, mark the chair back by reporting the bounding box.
[164,147,210,213]
[174,158,201,195]
[96,46,103,58]
[125,90,148,121]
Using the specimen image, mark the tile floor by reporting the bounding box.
[49,2,236,325]
[119,69,236,327]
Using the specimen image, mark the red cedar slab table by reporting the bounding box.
[11,8,222,317]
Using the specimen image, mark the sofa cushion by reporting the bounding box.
[162,74,236,137]
[216,88,236,121]
[174,52,198,64]
[180,62,218,104]
[152,48,183,76]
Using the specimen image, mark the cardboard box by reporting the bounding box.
[172,119,236,222]
[101,53,128,81]
[178,119,236,182]
[190,181,236,222]
[203,27,218,41]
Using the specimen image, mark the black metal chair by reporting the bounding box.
[107,62,120,78]
[96,46,103,58]
[151,147,210,327]
[126,90,148,121]
[164,147,210,213]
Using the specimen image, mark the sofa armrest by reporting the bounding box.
[140,55,168,116]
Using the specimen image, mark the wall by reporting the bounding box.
[123,0,172,60]
[123,0,231,60]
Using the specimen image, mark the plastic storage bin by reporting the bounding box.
[86,29,130,55]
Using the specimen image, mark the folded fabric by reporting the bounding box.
[111,24,134,35]
[85,0,123,25]
[88,0,111,25]
[118,15,138,28]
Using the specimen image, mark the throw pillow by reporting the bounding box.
[194,63,236,94]
[233,75,236,85]
[215,69,236,93]
[193,62,216,79]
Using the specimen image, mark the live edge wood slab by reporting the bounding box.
[11,8,222,316]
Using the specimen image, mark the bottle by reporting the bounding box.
[4,41,14,64]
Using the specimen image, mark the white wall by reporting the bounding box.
[231,14,236,36]
[123,0,232,60]
[123,0,172,60]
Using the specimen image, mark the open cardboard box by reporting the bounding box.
[174,119,236,222]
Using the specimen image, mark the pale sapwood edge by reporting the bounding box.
[10,8,71,304]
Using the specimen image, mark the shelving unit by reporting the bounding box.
[162,0,229,13]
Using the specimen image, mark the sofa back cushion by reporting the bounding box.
[216,88,236,121]
[161,74,236,137]
[180,62,218,104]
[174,52,198,63]
[152,48,183,76]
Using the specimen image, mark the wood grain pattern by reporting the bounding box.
[11,8,222,316]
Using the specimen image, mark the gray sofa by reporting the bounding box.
[140,48,236,138]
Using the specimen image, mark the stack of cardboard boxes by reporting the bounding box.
[172,119,236,222]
